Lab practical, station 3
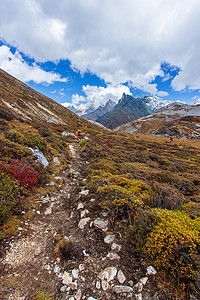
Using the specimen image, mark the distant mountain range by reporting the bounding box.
[116,102,200,138]
[80,93,173,129]
[82,99,116,121]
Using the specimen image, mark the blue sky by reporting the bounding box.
[1,0,200,108]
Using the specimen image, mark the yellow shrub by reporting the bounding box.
[145,209,200,279]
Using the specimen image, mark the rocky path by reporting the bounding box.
[0,143,158,300]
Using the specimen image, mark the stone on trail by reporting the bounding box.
[102,279,109,291]
[112,285,133,294]
[79,189,89,195]
[94,218,108,231]
[140,277,148,285]
[80,209,89,218]
[117,270,126,284]
[78,217,90,230]
[146,266,157,275]
[62,271,73,285]
[111,243,122,252]
[54,265,61,274]
[75,289,82,300]
[104,234,115,244]
[106,252,120,260]
[79,264,85,271]
[72,268,79,279]
[135,293,143,300]
[98,266,117,282]
[96,280,101,289]
[44,207,52,215]
[68,281,78,290]
[77,203,84,210]
[60,285,68,292]
[88,297,97,300]
[134,282,143,293]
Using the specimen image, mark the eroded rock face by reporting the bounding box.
[98,266,117,282]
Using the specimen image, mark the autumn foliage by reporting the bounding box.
[0,156,39,189]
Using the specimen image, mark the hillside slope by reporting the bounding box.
[116,102,200,138]
[0,69,200,299]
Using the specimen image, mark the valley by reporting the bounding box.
[0,69,200,300]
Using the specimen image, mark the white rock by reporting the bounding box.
[78,217,90,230]
[104,234,115,244]
[117,270,126,284]
[44,265,50,270]
[140,277,148,285]
[79,264,85,271]
[94,218,108,231]
[62,271,73,285]
[35,247,41,255]
[68,281,78,290]
[79,189,89,195]
[83,250,89,256]
[102,279,109,291]
[77,203,84,210]
[72,268,79,279]
[60,285,67,292]
[88,297,97,300]
[111,243,122,252]
[146,266,157,275]
[75,289,82,300]
[81,209,89,218]
[96,280,101,289]
[106,252,120,260]
[134,282,143,293]
[54,265,61,274]
[69,297,75,300]
[36,211,40,214]
[44,207,52,215]
[98,267,117,282]
[112,285,133,293]
[135,293,142,300]
[90,198,96,202]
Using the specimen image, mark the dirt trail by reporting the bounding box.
[0,143,158,300]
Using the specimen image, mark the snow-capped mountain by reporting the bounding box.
[96,93,174,129]
[82,99,116,121]
[115,102,200,138]
[144,95,173,111]
[190,98,200,105]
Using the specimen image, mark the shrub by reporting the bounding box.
[181,202,200,219]
[145,209,200,281]
[0,157,40,188]
[151,181,185,210]
[3,216,21,235]
[0,173,20,225]
[97,183,144,219]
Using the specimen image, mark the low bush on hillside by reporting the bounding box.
[0,173,21,225]
[0,157,40,189]
[145,209,200,289]
[81,128,200,297]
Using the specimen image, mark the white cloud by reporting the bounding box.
[72,84,131,109]
[157,91,169,97]
[0,45,67,84]
[1,0,200,91]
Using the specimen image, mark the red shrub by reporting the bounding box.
[0,157,39,188]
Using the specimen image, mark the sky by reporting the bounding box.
[1,0,200,109]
